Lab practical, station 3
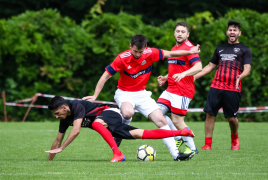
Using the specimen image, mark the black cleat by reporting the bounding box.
[174,152,194,161]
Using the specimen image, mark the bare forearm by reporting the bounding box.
[60,130,80,150]
[194,63,216,80]
[183,62,202,77]
[48,140,61,161]
[240,65,251,79]
[93,72,111,98]
[164,50,191,58]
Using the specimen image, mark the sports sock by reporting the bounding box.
[160,125,179,159]
[92,122,121,156]
[182,127,197,150]
[165,115,182,141]
[205,137,212,146]
[231,132,238,139]
[142,129,191,139]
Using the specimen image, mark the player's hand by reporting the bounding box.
[45,148,63,154]
[82,95,97,101]
[157,76,168,87]
[190,44,200,54]
[172,73,186,82]
[236,75,241,89]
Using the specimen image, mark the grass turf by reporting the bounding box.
[0,122,267,180]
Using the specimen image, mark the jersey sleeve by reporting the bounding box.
[72,103,85,121]
[59,120,69,133]
[243,47,252,65]
[210,48,220,65]
[187,54,201,65]
[105,56,123,76]
[151,48,165,62]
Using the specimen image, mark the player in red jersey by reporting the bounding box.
[157,22,202,154]
[45,96,195,162]
[194,20,252,150]
[83,34,200,161]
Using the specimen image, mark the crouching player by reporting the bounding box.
[45,96,194,162]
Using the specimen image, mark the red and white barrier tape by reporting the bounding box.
[5,93,268,113]
[5,102,48,109]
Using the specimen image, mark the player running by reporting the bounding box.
[45,96,195,162]
[194,20,252,150]
[82,34,200,161]
[157,22,202,154]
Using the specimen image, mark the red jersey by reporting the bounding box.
[105,47,164,91]
[166,40,201,99]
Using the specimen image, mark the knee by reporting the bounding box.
[121,109,134,120]
[155,116,168,128]
[228,117,237,123]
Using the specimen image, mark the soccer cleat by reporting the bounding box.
[201,144,212,150]
[180,128,195,137]
[183,146,199,154]
[231,138,240,150]
[174,152,194,161]
[110,153,126,162]
[175,138,184,150]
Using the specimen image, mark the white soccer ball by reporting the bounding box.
[137,145,156,161]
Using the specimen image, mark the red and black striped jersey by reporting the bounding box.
[59,100,116,133]
[210,43,252,92]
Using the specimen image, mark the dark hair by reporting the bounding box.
[48,96,68,110]
[228,20,241,30]
[175,22,189,32]
[131,34,147,49]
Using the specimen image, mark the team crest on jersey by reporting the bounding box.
[234,48,240,53]
[141,60,147,65]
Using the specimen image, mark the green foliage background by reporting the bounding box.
[0,8,267,122]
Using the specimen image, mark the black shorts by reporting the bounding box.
[95,109,137,139]
[204,87,241,118]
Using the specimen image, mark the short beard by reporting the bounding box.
[176,39,186,44]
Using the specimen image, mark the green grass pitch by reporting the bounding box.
[0,122,267,180]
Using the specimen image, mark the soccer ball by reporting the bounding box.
[137,145,156,161]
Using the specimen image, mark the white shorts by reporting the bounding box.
[157,90,192,116]
[114,89,159,118]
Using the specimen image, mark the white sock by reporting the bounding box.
[122,117,132,125]
[165,115,182,141]
[160,125,179,159]
[182,128,197,150]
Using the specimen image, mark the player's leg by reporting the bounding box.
[157,92,185,150]
[227,117,240,150]
[114,89,135,146]
[160,92,197,153]
[147,109,194,161]
[128,128,194,139]
[92,118,125,162]
[202,112,215,150]
[222,90,241,150]
[171,113,198,154]
[202,88,222,150]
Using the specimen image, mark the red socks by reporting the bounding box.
[92,122,121,156]
[142,129,187,139]
[231,132,238,140]
[205,137,212,147]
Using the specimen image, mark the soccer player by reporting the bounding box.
[45,96,195,162]
[82,34,200,161]
[157,22,202,154]
[194,20,252,150]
